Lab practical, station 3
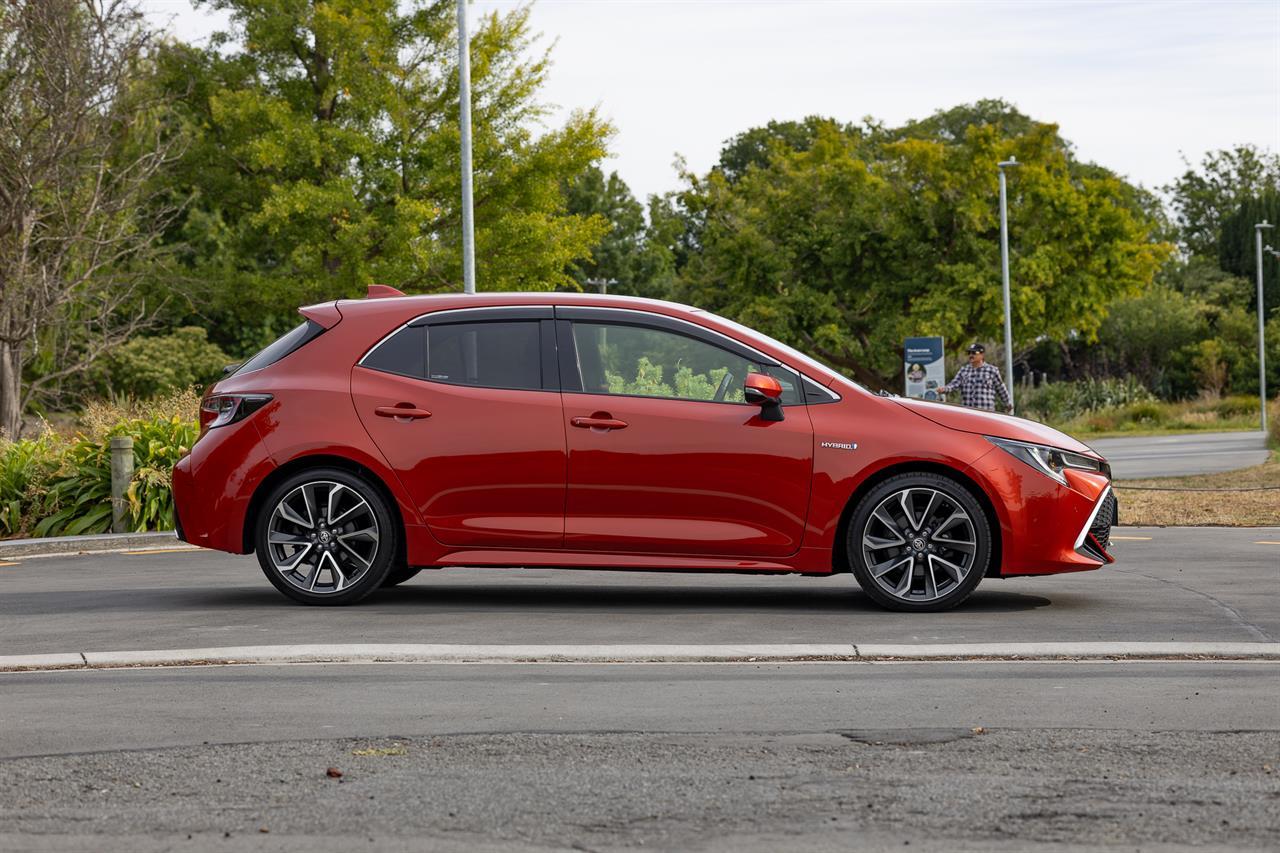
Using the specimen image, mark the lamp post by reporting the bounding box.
[997,157,1019,411]
[457,0,476,294]
[1256,221,1274,432]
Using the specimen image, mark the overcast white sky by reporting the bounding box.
[143,0,1280,202]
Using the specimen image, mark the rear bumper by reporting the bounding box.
[171,420,276,554]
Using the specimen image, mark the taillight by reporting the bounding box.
[199,394,273,433]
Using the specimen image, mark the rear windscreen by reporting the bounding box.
[232,320,325,376]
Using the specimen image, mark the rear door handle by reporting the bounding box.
[375,405,432,420]
[570,416,628,431]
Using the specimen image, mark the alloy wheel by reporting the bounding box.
[266,481,380,595]
[859,486,977,604]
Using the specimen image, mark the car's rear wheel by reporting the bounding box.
[846,472,991,612]
[255,468,397,605]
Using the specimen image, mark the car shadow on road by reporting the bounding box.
[373,584,1054,614]
[0,581,1053,616]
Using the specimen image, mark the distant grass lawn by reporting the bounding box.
[1114,453,1280,527]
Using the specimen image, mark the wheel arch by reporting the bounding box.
[831,461,1003,578]
[241,453,407,565]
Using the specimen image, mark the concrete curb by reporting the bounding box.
[0,531,178,559]
[2,642,1278,672]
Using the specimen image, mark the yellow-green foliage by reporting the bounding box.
[0,391,199,538]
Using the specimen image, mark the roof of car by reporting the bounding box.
[334,291,703,316]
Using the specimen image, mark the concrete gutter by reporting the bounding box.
[1,642,1278,673]
[0,531,180,559]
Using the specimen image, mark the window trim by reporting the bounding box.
[554,306,780,368]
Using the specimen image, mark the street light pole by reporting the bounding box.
[457,0,476,295]
[997,157,1019,412]
[1256,220,1274,432]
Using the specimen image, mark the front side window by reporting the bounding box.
[571,322,801,404]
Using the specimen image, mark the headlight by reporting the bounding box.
[986,437,1109,485]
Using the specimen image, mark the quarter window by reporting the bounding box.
[361,325,426,378]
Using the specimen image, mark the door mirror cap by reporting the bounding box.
[744,373,785,421]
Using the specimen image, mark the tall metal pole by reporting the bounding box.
[998,157,1019,412]
[457,0,476,294]
[1255,220,1274,432]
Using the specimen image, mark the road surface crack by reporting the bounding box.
[1111,568,1274,642]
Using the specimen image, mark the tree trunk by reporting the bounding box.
[0,339,21,438]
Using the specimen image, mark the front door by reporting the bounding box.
[351,309,566,549]
[558,310,814,558]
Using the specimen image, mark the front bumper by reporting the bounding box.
[1075,487,1117,563]
[967,448,1116,576]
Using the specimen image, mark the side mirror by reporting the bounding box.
[744,373,784,421]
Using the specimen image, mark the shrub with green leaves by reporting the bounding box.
[1021,377,1156,422]
[0,396,198,538]
[94,327,231,399]
[0,431,64,537]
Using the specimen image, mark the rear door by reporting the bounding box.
[351,307,566,549]
[557,307,814,558]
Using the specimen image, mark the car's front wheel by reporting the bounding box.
[255,468,397,605]
[847,472,991,612]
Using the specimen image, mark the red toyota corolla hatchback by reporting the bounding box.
[172,289,1116,611]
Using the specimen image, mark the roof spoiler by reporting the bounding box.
[298,301,342,329]
[366,284,405,299]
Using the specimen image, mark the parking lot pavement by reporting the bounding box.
[1,662,1278,851]
[1089,430,1270,478]
[0,526,1275,656]
[2,527,1278,851]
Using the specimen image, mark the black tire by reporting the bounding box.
[254,467,398,606]
[381,565,423,588]
[846,471,991,612]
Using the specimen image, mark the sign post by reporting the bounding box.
[903,337,945,401]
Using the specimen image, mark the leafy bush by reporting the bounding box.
[1021,377,1156,423]
[0,431,63,537]
[94,327,230,399]
[0,391,198,538]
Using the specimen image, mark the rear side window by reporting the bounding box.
[427,322,541,390]
[233,320,325,376]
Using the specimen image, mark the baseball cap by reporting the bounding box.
[966,343,985,354]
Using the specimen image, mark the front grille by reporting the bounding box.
[1090,492,1117,551]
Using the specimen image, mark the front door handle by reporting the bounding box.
[570,415,628,431]
[375,405,432,420]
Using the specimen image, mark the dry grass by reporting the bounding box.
[1114,454,1280,527]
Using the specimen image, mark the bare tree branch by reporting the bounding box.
[0,0,183,436]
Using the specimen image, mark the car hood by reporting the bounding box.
[891,397,1096,455]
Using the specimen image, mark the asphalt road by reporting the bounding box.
[2,529,1278,850]
[1,526,1275,654]
[1089,430,1271,478]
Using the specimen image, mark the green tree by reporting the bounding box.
[159,0,611,346]
[716,116,845,183]
[1165,145,1280,258]
[673,108,1170,388]
[563,166,646,292]
[1218,192,1280,315]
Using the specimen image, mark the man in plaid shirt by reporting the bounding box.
[940,343,1012,412]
